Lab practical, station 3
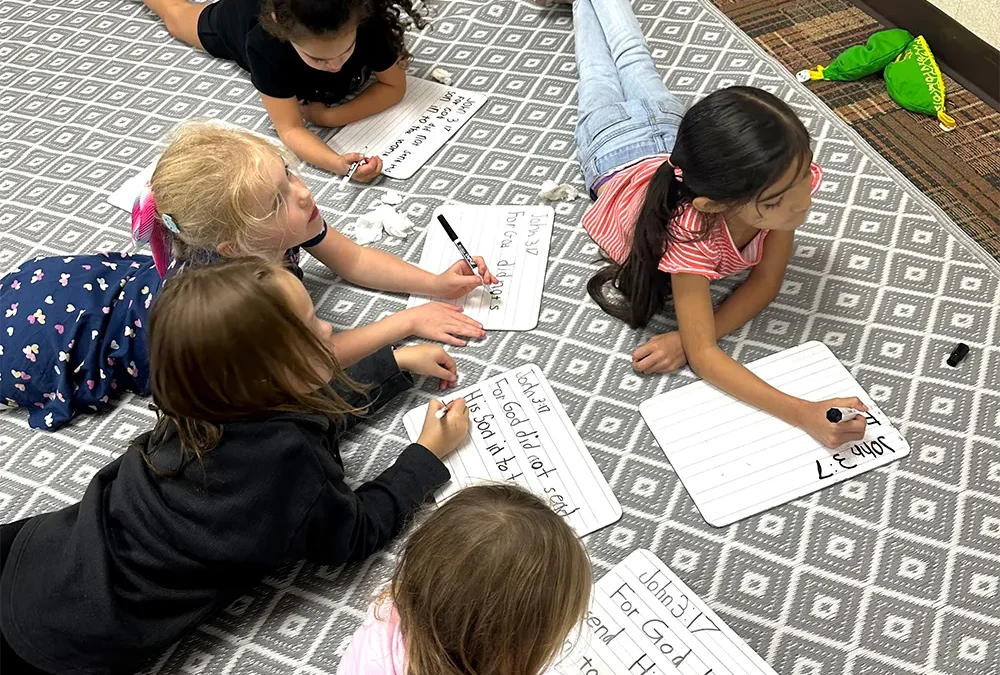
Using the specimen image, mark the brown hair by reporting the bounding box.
[151,121,294,261]
[144,258,359,474]
[390,484,592,675]
[259,0,425,65]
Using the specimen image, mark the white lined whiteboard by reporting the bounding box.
[402,364,621,537]
[639,341,909,527]
[328,78,486,179]
[552,549,776,675]
[406,205,553,331]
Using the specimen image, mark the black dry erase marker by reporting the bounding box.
[826,407,861,423]
[437,214,487,286]
[946,343,969,367]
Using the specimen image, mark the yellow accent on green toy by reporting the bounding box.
[805,29,913,81]
[884,36,956,130]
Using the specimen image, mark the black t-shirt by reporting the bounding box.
[204,0,398,103]
[0,348,448,674]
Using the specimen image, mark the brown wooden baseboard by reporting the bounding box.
[848,0,1000,111]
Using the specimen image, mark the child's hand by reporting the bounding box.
[632,332,687,373]
[417,398,469,459]
[331,153,383,182]
[435,258,499,299]
[402,303,485,346]
[394,344,458,390]
[299,101,338,126]
[796,397,868,449]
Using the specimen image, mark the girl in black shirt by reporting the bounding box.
[0,258,470,674]
[142,0,422,178]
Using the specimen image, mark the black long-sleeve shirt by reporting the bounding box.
[0,352,448,674]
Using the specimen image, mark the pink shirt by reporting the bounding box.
[582,156,824,280]
[339,601,407,675]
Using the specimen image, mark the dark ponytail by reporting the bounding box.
[588,86,812,328]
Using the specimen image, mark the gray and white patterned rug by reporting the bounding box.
[1,1,998,673]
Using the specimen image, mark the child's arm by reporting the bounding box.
[294,399,468,566]
[300,63,407,128]
[307,227,498,297]
[260,94,383,181]
[326,300,483,366]
[671,272,867,449]
[632,230,793,372]
[308,229,492,353]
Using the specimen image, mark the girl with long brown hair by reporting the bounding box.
[0,258,470,675]
[340,484,593,675]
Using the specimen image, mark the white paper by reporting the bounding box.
[407,205,553,331]
[402,364,622,537]
[639,341,910,527]
[106,164,155,212]
[552,550,776,675]
[328,78,486,179]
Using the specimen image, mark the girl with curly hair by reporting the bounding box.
[142,0,425,179]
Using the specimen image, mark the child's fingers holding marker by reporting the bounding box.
[826,396,868,413]
[470,256,498,285]
[352,156,383,183]
[417,397,469,459]
[799,399,868,448]
[437,261,490,299]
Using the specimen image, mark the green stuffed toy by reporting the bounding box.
[884,35,957,130]
[803,28,913,81]
[797,29,956,131]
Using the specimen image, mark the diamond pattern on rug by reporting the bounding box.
[1,1,998,673]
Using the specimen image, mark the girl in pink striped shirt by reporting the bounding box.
[564,0,866,448]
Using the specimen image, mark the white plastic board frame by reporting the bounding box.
[402,364,622,537]
[328,78,486,179]
[639,341,910,527]
[552,549,777,675]
[406,204,553,331]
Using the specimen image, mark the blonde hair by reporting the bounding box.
[150,120,295,260]
[390,484,592,675]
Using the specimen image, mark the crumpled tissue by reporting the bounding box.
[538,179,581,202]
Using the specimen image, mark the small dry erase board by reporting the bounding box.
[328,78,486,180]
[551,549,776,675]
[407,204,554,331]
[402,364,622,537]
[639,341,910,527]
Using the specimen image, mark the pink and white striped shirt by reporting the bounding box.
[582,156,823,280]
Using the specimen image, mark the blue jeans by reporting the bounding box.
[573,0,685,196]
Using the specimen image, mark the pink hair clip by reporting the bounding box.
[130,183,173,278]
[667,158,683,183]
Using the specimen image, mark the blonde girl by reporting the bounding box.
[340,483,593,675]
[1,258,470,675]
[2,121,490,429]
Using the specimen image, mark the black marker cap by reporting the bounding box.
[946,343,969,367]
[825,408,842,423]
